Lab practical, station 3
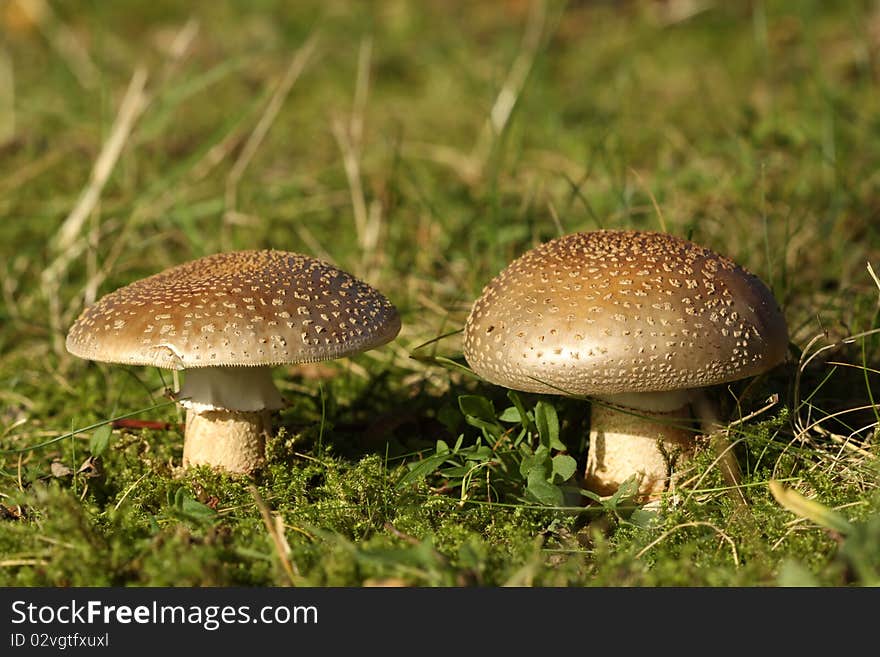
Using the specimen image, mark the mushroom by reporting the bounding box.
[463,230,788,501]
[66,250,401,474]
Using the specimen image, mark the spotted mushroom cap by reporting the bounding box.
[66,250,401,370]
[463,230,789,397]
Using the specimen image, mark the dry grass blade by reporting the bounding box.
[42,18,200,349]
[111,473,150,513]
[768,480,854,535]
[52,66,149,252]
[224,32,320,228]
[402,2,550,186]
[331,36,384,276]
[629,167,667,233]
[471,0,548,171]
[0,46,13,143]
[350,37,372,151]
[293,221,336,264]
[635,521,740,566]
[867,262,880,305]
[331,119,370,257]
[250,485,302,586]
[0,143,73,194]
[546,199,565,236]
[0,559,49,568]
[793,326,880,439]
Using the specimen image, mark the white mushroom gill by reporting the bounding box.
[177,366,285,414]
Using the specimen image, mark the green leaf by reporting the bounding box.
[519,444,550,478]
[498,407,522,423]
[534,401,566,451]
[458,395,496,422]
[607,475,640,509]
[89,424,112,458]
[550,454,577,483]
[629,507,660,528]
[168,488,217,524]
[410,354,479,379]
[439,465,473,478]
[179,495,217,522]
[578,488,603,503]
[398,451,452,488]
[437,404,461,433]
[507,390,532,431]
[526,470,564,506]
[464,445,494,461]
[459,395,503,439]
[464,416,503,439]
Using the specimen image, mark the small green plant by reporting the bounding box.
[158,487,219,527]
[399,391,578,507]
[89,424,112,459]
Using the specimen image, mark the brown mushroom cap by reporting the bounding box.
[463,230,788,396]
[66,250,401,369]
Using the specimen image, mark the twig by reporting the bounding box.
[726,394,780,428]
[813,425,875,459]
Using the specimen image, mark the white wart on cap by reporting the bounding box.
[66,250,401,474]
[463,230,788,500]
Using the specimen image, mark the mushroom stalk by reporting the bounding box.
[584,391,697,500]
[177,366,286,474]
[183,409,272,473]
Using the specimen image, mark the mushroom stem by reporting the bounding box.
[176,366,286,474]
[584,391,697,501]
[183,409,271,474]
